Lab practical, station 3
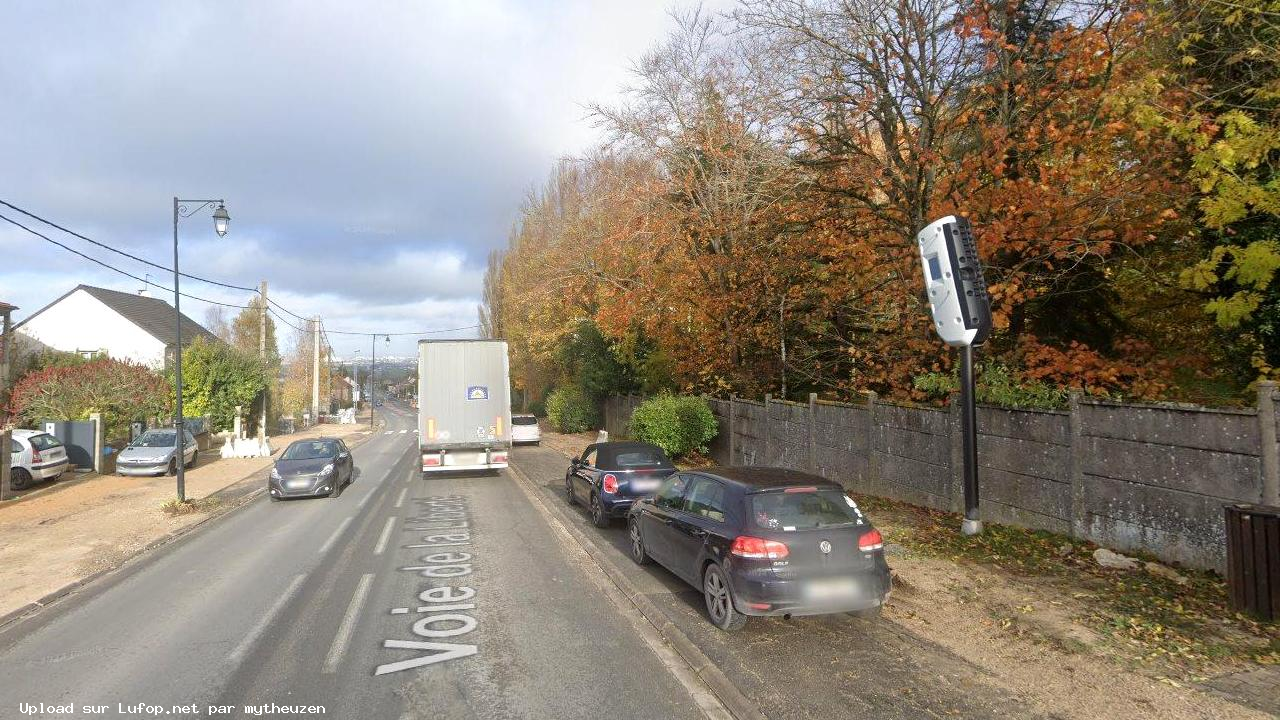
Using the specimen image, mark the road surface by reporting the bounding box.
[0,404,704,719]
[0,403,1027,719]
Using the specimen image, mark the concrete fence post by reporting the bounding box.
[728,394,737,465]
[808,392,818,473]
[764,394,773,466]
[1067,391,1087,538]
[866,391,879,490]
[1257,381,1280,506]
[1,426,11,501]
[948,393,965,514]
[89,411,104,474]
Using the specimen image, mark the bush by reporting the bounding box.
[172,338,269,432]
[628,393,718,458]
[9,357,169,440]
[526,398,547,418]
[913,362,1070,410]
[545,384,599,433]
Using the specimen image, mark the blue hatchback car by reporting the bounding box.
[565,442,676,527]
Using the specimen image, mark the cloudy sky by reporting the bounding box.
[0,0,725,358]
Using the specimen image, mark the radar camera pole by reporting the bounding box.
[916,216,992,535]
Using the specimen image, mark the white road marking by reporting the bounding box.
[399,429,408,434]
[319,517,353,555]
[394,488,407,508]
[324,573,375,673]
[384,431,394,435]
[228,574,307,663]
[374,516,397,555]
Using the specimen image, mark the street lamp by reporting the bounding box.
[172,197,230,502]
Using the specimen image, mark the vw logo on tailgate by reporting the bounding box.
[818,540,832,554]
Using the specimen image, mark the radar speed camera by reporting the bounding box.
[917,215,992,348]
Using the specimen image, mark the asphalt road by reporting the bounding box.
[0,404,707,720]
[511,442,1034,720]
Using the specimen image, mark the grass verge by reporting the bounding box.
[160,496,225,516]
[855,494,1280,678]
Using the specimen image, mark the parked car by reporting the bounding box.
[269,437,354,501]
[116,428,198,476]
[566,441,676,527]
[8,430,70,490]
[627,467,891,631]
[511,414,541,445]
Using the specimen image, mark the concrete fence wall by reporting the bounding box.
[604,386,1280,573]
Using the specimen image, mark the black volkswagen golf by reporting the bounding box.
[627,467,891,631]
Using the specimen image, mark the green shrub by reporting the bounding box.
[913,362,1070,410]
[628,393,718,457]
[527,398,547,418]
[545,384,599,433]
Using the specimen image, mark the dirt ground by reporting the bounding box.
[540,429,1277,719]
[0,422,375,620]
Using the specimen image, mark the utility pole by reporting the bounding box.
[311,316,321,426]
[0,301,15,416]
[258,281,268,443]
[369,333,376,430]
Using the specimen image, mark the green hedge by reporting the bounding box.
[546,384,599,433]
[628,394,718,457]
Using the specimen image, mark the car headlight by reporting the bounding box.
[319,464,334,477]
[270,467,281,480]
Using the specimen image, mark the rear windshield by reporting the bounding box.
[283,441,337,461]
[511,416,538,426]
[132,431,176,447]
[750,489,861,530]
[612,449,671,468]
[28,434,63,451]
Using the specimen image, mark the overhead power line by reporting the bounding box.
[323,324,482,337]
[0,197,258,293]
[0,212,253,310]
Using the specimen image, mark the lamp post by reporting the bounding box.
[172,197,229,502]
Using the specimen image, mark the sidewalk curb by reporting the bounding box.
[0,421,385,632]
[507,459,766,720]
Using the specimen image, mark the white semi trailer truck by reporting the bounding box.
[417,339,512,473]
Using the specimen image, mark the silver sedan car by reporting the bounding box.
[116,429,199,476]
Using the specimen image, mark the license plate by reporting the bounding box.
[803,578,858,602]
[630,480,661,492]
[286,480,311,489]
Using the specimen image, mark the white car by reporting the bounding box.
[8,429,71,490]
[511,414,541,445]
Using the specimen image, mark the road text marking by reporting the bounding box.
[377,495,478,675]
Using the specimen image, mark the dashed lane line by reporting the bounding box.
[228,574,307,663]
[373,516,397,555]
[394,488,407,508]
[323,573,375,673]
[318,517,353,556]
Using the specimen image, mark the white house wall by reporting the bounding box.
[19,289,168,368]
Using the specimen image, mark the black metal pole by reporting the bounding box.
[960,343,982,534]
[172,197,185,502]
